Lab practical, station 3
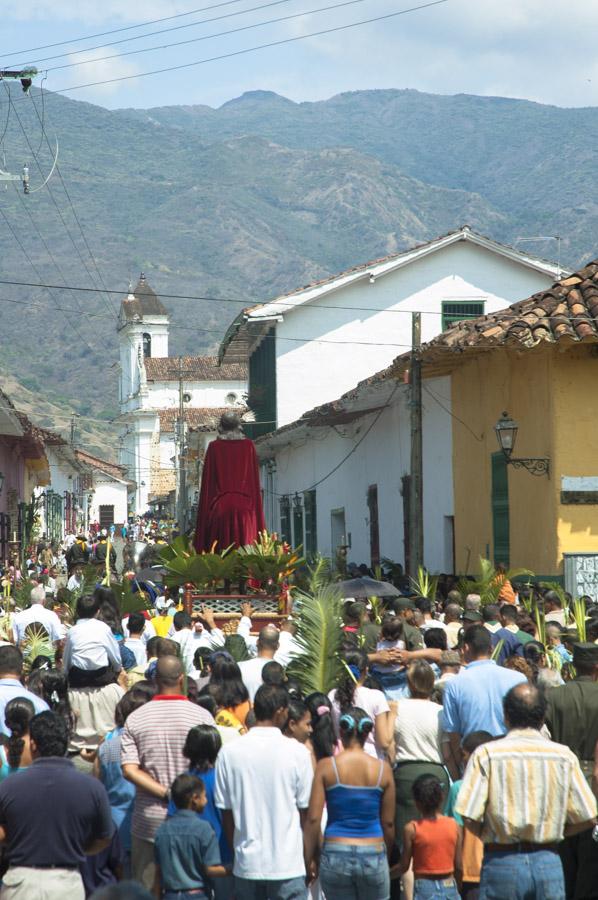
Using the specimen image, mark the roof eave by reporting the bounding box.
[241,227,566,328]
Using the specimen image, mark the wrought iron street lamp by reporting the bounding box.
[495,412,550,477]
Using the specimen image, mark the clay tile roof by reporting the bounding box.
[145,356,247,382]
[158,407,235,433]
[74,449,126,480]
[421,259,598,361]
[119,273,169,322]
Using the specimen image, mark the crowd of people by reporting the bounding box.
[0,541,595,900]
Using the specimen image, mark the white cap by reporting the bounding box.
[155,596,173,611]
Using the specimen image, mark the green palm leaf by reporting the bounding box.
[287,585,344,695]
[21,623,54,670]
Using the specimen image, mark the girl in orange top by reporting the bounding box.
[396,774,462,900]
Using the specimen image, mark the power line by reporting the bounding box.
[0,292,414,346]
[422,383,483,442]
[0,0,267,60]
[0,95,98,354]
[0,275,567,322]
[27,90,119,316]
[6,84,112,321]
[36,0,299,69]
[6,0,449,99]
[265,380,401,495]
[44,0,375,74]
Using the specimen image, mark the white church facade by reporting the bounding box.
[117,275,247,517]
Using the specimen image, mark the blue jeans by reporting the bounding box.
[319,842,390,900]
[233,875,306,899]
[414,877,460,900]
[371,669,410,700]
[480,849,565,900]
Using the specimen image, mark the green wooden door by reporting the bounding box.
[491,452,510,566]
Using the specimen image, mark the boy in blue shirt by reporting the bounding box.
[153,773,230,899]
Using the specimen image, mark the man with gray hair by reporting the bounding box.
[465,593,482,612]
[13,583,64,647]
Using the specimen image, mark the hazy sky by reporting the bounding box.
[2,0,597,110]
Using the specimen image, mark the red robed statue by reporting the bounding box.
[194,412,266,553]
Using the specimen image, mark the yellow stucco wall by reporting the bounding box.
[552,347,598,563]
[451,345,557,574]
[451,343,598,575]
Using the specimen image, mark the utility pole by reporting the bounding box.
[176,359,187,533]
[70,415,77,448]
[409,312,423,575]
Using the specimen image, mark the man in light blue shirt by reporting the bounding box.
[0,646,48,735]
[442,624,526,772]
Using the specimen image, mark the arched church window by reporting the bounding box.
[142,333,151,358]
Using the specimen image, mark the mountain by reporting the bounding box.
[0,85,597,448]
[122,88,598,261]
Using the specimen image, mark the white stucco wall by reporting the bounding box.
[46,449,76,502]
[89,479,128,526]
[140,380,247,411]
[260,376,454,572]
[120,413,158,515]
[119,318,169,410]
[274,241,556,426]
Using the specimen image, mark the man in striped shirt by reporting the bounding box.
[456,683,596,900]
[121,655,215,889]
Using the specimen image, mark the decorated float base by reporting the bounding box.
[182,589,290,633]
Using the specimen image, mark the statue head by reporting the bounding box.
[218,412,244,437]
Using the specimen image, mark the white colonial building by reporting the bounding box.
[117,275,247,516]
[220,226,564,435]
[230,228,566,572]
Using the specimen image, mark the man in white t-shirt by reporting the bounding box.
[238,625,280,702]
[124,612,148,668]
[13,584,64,646]
[67,564,84,593]
[215,683,313,898]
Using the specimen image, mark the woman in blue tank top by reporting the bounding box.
[304,706,396,900]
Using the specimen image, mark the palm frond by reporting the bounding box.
[110,577,154,617]
[287,585,344,695]
[459,557,534,605]
[0,615,13,643]
[12,577,38,611]
[409,565,439,600]
[491,639,504,662]
[368,595,384,625]
[572,597,587,643]
[534,605,547,648]
[21,624,54,671]
[307,555,333,593]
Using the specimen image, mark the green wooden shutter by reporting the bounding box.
[491,452,510,567]
[304,490,317,557]
[279,496,291,544]
[441,301,485,331]
[293,505,304,550]
[245,327,277,439]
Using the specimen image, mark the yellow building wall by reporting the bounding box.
[451,346,557,574]
[552,347,598,563]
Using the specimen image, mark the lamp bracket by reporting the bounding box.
[504,454,550,477]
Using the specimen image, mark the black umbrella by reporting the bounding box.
[335,576,401,599]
